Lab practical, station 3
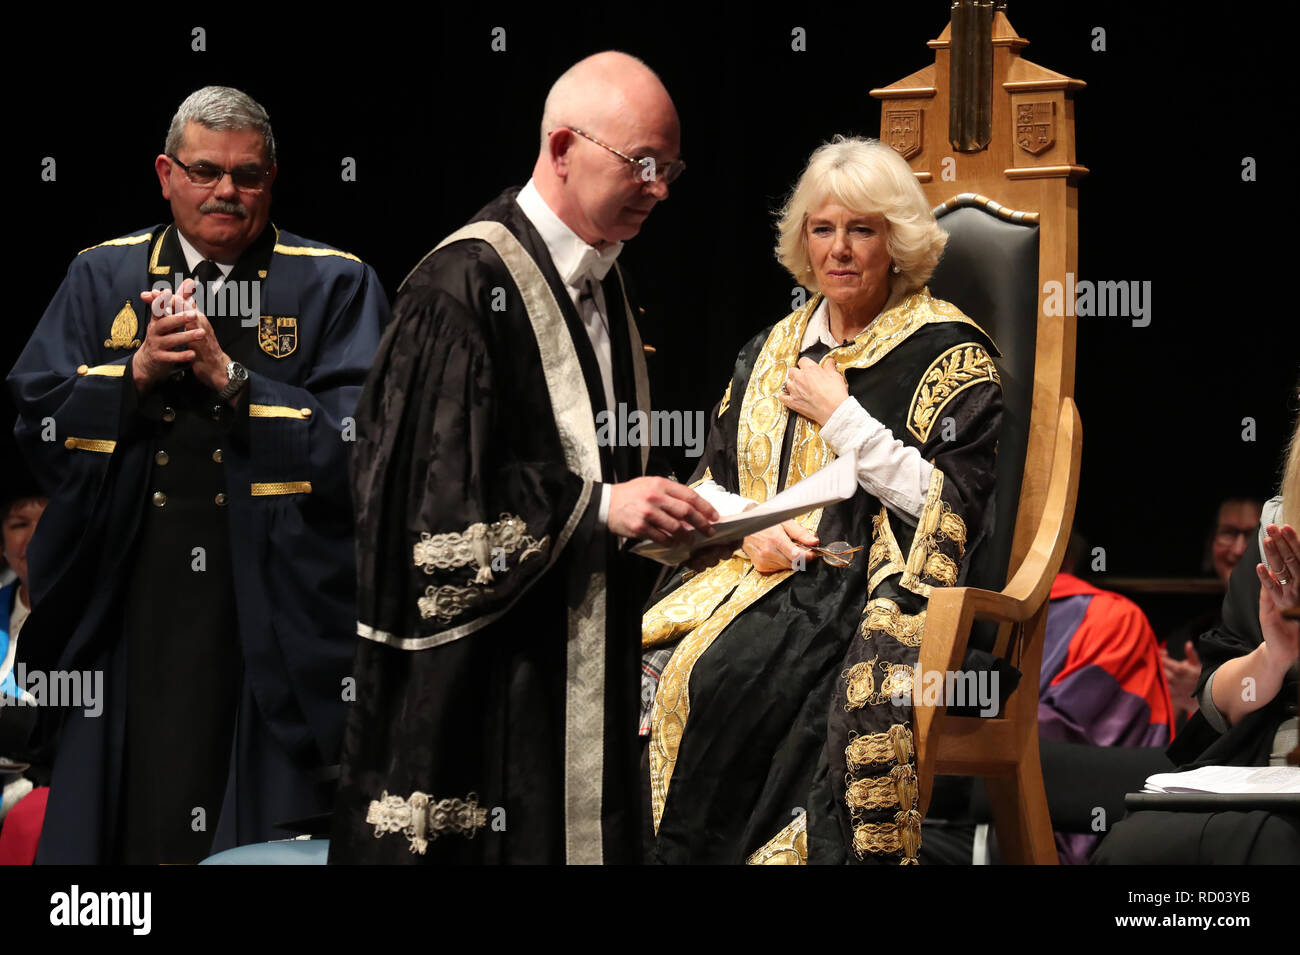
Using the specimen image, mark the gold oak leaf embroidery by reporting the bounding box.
[908,344,1000,441]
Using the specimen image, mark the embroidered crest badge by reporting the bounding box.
[258,315,298,358]
[104,300,141,349]
[1016,101,1056,156]
[884,108,923,160]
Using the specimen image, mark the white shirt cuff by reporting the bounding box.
[598,482,611,528]
[819,397,933,520]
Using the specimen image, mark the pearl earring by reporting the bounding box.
[891,264,901,274]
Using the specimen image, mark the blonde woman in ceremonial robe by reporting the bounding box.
[642,137,1005,864]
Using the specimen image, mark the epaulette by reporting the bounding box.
[77,232,153,256]
[272,240,360,263]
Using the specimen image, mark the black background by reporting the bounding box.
[6,3,1298,583]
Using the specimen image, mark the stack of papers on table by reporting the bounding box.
[1142,765,1300,795]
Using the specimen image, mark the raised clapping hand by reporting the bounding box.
[607,477,719,543]
[1257,522,1300,671]
[777,355,849,427]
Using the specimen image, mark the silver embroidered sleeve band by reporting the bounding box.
[365,791,489,855]
[412,513,550,622]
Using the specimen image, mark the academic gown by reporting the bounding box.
[6,223,388,863]
[330,188,661,864]
[643,289,1004,865]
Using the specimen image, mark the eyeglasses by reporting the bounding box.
[564,127,686,186]
[1214,527,1253,546]
[168,154,273,192]
[811,541,864,569]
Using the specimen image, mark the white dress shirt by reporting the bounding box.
[515,179,625,527]
[694,297,934,522]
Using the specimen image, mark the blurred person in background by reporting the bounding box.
[0,481,50,865]
[1162,496,1263,726]
[1037,529,1174,863]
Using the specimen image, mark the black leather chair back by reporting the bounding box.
[927,198,1040,596]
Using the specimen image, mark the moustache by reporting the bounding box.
[200,199,247,217]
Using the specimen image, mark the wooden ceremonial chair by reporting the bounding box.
[871,3,1086,864]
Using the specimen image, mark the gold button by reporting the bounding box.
[211,405,223,421]
[76,364,89,376]
[300,408,312,418]
[155,450,170,466]
[212,448,223,463]
[214,492,228,507]
[152,491,167,507]
[162,407,176,423]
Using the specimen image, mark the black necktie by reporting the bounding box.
[801,341,832,364]
[192,259,223,307]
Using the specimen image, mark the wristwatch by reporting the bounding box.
[217,360,249,403]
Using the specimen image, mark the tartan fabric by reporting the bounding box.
[640,645,677,736]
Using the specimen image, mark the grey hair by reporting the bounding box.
[164,86,276,165]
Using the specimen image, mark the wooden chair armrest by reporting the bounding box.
[915,398,1082,834]
[919,397,1083,670]
[998,396,1083,612]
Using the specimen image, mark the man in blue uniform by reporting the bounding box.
[7,86,389,863]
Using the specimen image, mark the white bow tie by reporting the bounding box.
[568,242,623,288]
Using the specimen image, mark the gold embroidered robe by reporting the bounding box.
[643,288,1003,864]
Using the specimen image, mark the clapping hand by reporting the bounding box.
[137,279,237,400]
[1257,522,1300,672]
[1160,641,1201,719]
[133,283,206,395]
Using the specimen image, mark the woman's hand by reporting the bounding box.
[743,520,819,574]
[778,356,848,427]
[1261,522,1300,610]
[1205,534,1299,726]
[1257,560,1300,674]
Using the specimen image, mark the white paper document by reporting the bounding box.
[1143,765,1300,795]
[630,452,858,566]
